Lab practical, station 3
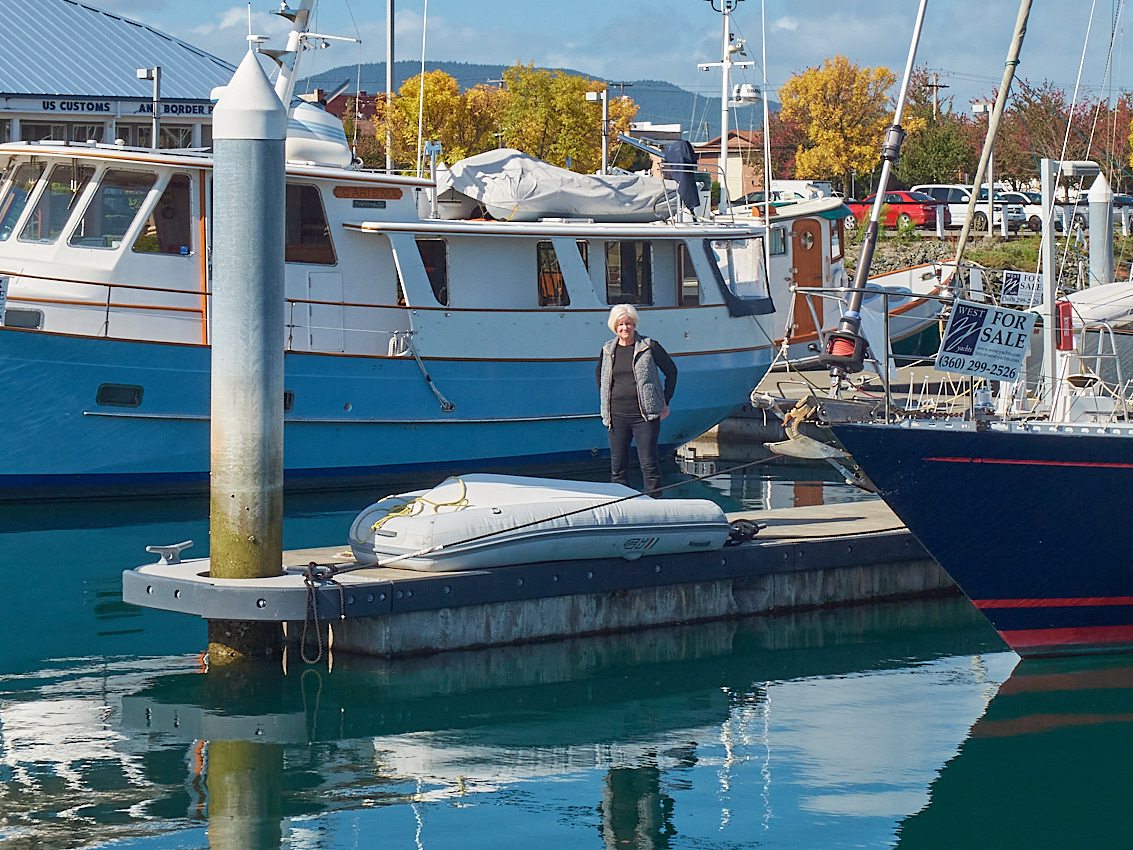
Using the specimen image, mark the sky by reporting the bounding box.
[96,0,1133,116]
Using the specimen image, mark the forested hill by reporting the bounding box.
[301,60,773,142]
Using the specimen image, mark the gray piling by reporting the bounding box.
[208,49,288,665]
[1088,173,1114,286]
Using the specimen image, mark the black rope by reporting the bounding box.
[300,562,345,664]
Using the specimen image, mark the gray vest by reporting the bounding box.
[599,335,665,426]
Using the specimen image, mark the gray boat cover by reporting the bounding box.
[435,148,681,222]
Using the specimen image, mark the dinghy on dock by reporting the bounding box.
[348,474,732,571]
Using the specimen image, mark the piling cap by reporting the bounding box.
[1088,172,1113,202]
[213,50,286,141]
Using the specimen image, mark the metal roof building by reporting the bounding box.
[0,0,235,148]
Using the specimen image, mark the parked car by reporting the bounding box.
[998,190,1065,233]
[843,190,949,231]
[912,183,1025,231]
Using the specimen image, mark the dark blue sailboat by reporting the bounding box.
[832,419,1133,657]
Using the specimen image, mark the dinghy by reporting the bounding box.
[348,474,731,571]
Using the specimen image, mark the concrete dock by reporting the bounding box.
[126,500,955,659]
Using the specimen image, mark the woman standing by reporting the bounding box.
[597,304,677,497]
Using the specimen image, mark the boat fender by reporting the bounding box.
[725,519,765,545]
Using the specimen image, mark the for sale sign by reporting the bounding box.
[1000,270,1042,306]
[935,300,1035,382]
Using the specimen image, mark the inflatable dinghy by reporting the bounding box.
[348,473,730,572]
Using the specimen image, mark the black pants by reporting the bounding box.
[609,415,662,497]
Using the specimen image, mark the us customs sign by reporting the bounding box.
[935,300,1035,382]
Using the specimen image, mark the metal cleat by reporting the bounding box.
[146,540,194,565]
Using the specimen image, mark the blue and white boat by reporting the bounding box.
[0,2,776,498]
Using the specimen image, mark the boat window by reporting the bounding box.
[19,162,95,243]
[95,383,143,408]
[70,170,156,249]
[768,227,787,256]
[134,174,192,255]
[285,184,336,265]
[831,218,844,261]
[0,161,46,241]
[604,241,652,305]
[416,238,448,305]
[576,240,589,270]
[705,236,771,308]
[536,241,570,307]
[1,308,43,329]
[677,243,699,306]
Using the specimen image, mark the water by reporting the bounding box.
[2,463,1118,849]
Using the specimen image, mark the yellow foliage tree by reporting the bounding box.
[501,63,638,172]
[381,70,508,171]
[779,56,899,190]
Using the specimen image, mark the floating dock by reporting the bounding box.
[123,500,954,658]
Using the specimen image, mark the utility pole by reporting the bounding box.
[926,72,950,120]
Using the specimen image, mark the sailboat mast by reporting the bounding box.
[386,0,395,172]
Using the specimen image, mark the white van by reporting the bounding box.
[912,184,1025,231]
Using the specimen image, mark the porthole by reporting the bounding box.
[95,383,143,408]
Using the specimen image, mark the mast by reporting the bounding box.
[818,0,928,392]
[698,0,752,213]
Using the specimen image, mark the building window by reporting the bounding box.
[160,126,193,149]
[416,239,448,305]
[604,241,652,305]
[0,120,9,143]
[19,163,95,243]
[285,184,336,265]
[71,123,103,144]
[536,242,570,306]
[677,243,699,306]
[70,170,156,249]
[0,162,46,241]
[21,123,66,142]
[134,174,192,255]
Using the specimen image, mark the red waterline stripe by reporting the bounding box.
[975,597,1133,609]
[998,624,1133,652]
[928,456,1133,469]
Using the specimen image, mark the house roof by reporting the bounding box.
[0,0,234,100]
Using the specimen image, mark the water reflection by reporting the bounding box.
[897,655,1133,849]
[0,598,1006,849]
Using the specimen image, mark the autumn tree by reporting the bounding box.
[376,70,508,171]
[778,55,898,191]
[500,63,638,172]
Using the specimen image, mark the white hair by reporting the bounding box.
[607,304,640,333]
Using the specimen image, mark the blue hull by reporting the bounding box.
[0,329,770,497]
[832,421,1133,657]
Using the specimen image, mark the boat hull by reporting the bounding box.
[0,327,770,497]
[832,420,1133,657]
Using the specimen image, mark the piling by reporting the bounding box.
[208,49,288,664]
[1088,172,1114,286]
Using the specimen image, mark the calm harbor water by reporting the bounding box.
[1,463,1125,848]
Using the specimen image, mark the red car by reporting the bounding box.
[845,191,950,230]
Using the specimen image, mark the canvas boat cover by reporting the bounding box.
[435,149,682,222]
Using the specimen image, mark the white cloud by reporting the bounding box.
[772,17,799,33]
